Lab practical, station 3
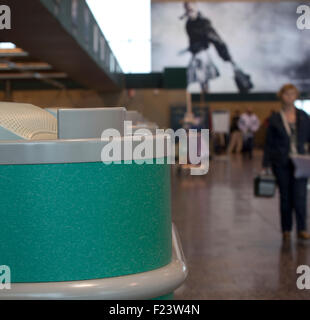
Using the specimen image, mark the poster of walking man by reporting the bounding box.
[152,1,309,93]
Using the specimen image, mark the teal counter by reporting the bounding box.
[0,160,172,283]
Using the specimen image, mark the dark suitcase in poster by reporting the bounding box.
[234,68,253,93]
[254,174,276,198]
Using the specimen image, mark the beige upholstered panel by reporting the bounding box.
[0,102,57,140]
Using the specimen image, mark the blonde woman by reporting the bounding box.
[263,84,310,241]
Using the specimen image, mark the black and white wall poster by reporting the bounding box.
[152,1,309,93]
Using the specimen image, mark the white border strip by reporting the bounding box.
[0,224,187,300]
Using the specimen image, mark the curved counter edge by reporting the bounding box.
[0,224,187,300]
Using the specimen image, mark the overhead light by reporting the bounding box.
[0,42,16,49]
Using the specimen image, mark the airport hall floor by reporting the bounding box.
[172,151,310,300]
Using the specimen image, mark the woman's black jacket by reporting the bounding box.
[263,109,310,168]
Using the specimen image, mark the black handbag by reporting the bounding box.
[254,174,276,198]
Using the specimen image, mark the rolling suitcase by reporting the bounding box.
[234,68,253,93]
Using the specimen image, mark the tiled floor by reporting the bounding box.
[172,152,310,299]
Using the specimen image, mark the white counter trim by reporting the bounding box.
[0,224,187,300]
[0,134,171,165]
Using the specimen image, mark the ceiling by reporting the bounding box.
[0,0,123,92]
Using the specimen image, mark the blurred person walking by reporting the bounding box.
[228,110,243,154]
[263,84,310,241]
[238,108,260,159]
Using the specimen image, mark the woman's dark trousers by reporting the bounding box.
[272,161,308,232]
